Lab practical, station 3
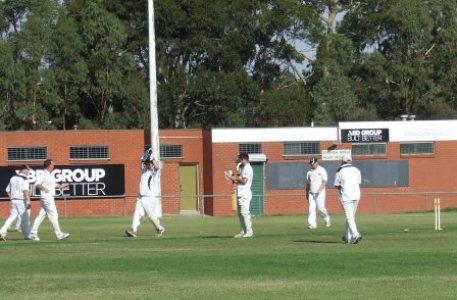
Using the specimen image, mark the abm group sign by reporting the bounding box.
[0,164,125,201]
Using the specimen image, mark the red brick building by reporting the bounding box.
[1,120,457,218]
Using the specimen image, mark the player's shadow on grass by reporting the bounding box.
[293,239,340,244]
[201,235,235,239]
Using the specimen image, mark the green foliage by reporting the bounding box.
[0,40,27,130]
[340,0,457,119]
[0,0,456,130]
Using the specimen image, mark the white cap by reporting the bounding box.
[342,154,352,162]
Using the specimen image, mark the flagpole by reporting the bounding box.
[148,0,162,217]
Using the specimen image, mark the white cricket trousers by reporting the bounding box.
[237,196,253,234]
[307,192,330,228]
[30,199,64,238]
[0,200,30,238]
[341,199,361,241]
[132,196,163,232]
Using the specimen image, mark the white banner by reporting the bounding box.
[321,149,351,161]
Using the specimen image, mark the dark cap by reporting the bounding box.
[237,153,249,161]
[309,157,318,165]
[20,164,30,171]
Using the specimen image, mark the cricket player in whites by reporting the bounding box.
[334,154,362,244]
[0,165,32,241]
[29,159,70,241]
[231,153,254,238]
[126,148,165,238]
[306,157,331,229]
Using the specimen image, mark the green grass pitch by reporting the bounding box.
[1,213,457,299]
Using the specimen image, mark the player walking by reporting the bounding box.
[334,155,362,244]
[306,157,331,229]
[29,159,70,241]
[0,165,32,241]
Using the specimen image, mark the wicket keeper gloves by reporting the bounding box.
[141,148,158,162]
[150,148,159,161]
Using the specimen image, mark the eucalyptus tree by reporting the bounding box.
[340,0,457,119]
[154,0,316,128]
[294,0,363,124]
[0,40,27,130]
[43,7,88,130]
[65,0,150,129]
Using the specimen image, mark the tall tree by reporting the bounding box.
[154,0,315,128]
[0,40,27,130]
[66,0,149,128]
[341,0,457,119]
[44,7,88,130]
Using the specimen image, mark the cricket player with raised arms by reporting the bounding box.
[126,148,165,238]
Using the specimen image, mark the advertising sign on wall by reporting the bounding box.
[341,128,389,143]
[0,164,125,201]
[321,149,352,161]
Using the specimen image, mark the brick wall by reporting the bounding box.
[209,140,457,216]
[1,130,457,218]
[0,130,144,218]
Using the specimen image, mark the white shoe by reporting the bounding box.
[242,232,254,238]
[29,234,40,241]
[57,232,70,241]
[234,232,244,238]
[325,219,331,228]
[0,233,6,241]
[125,229,137,238]
[156,227,165,238]
[308,225,317,230]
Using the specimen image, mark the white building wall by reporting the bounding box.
[212,127,337,143]
[212,120,457,144]
[339,120,457,142]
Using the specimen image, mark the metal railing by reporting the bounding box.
[3,191,457,217]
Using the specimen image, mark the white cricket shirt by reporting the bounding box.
[35,170,56,200]
[139,167,158,197]
[334,163,361,201]
[306,165,327,193]
[6,174,29,200]
[237,163,253,198]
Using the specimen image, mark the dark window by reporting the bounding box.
[283,142,320,156]
[352,143,387,156]
[70,146,109,160]
[160,145,183,158]
[239,143,262,154]
[8,147,47,161]
[400,142,434,155]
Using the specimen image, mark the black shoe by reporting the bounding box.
[351,235,363,244]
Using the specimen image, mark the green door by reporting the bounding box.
[179,165,198,210]
[250,163,264,216]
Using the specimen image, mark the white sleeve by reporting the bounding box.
[35,174,44,186]
[334,171,341,187]
[5,183,11,193]
[245,167,253,180]
[21,179,30,192]
[321,168,328,182]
